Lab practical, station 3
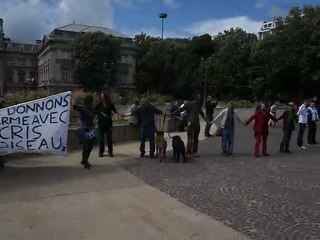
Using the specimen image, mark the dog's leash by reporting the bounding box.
[161,113,167,131]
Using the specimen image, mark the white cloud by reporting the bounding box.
[183,16,262,36]
[113,0,178,8]
[162,0,179,8]
[0,0,114,41]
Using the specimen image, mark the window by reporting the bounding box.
[63,71,69,82]
[20,45,25,51]
[6,44,12,50]
[19,72,25,83]
[268,23,272,27]
[11,59,15,65]
[121,56,127,63]
[6,70,13,83]
[120,74,127,84]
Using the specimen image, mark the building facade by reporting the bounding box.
[0,19,40,93]
[38,23,136,93]
[258,19,277,40]
[0,19,136,94]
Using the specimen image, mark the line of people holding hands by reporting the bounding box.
[74,91,319,169]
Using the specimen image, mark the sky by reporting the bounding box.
[0,0,318,41]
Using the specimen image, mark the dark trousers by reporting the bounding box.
[254,132,268,156]
[140,127,155,155]
[99,128,113,155]
[308,121,317,144]
[187,122,201,153]
[280,129,293,152]
[204,115,213,136]
[82,139,94,164]
[297,123,307,147]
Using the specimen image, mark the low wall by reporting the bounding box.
[68,124,139,151]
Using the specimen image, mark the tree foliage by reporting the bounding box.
[72,32,121,92]
[134,6,320,102]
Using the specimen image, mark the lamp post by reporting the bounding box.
[201,57,211,104]
[159,13,167,40]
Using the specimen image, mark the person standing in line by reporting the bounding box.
[178,100,188,132]
[308,101,319,145]
[204,96,217,137]
[170,101,181,131]
[297,100,310,150]
[95,92,119,158]
[245,103,278,158]
[128,100,139,126]
[278,102,297,153]
[74,96,95,169]
[175,92,207,158]
[269,104,277,127]
[211,102,243,157]
[122,98,163,158]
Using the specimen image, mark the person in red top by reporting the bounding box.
[245,103,278,158]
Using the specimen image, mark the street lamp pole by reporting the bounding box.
[159,13,168,40]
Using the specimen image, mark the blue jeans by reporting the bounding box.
[221,127,235,155]
[139,127,155,155]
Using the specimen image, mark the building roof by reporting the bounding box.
[55,23,130,39]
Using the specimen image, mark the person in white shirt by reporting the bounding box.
[297,100,310,149]
[308,101,319,144]
[128,100,139,126]
[268,104,277,127]
[211,102,243,157]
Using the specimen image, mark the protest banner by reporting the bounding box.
[0,91,71,156]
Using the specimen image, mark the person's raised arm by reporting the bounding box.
[245,113,256,125]
[211,110,224,124]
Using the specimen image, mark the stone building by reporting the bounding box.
[0,19,40,93]
[0,19,136,94]
[38,23,136,93]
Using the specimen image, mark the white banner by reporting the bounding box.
[0,92,71,156]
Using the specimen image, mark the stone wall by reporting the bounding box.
[68,124,139,151]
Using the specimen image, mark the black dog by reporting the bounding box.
[168,133,186,163]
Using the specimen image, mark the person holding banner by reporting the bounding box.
[95,92,119,158]
[0,96,9,168]
[74,96,95,169]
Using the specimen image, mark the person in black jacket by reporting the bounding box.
[95,92,118,158]
[122,98,163,158]
[74,96,95,169]
[204,96,217,137]
[278,102,297,153]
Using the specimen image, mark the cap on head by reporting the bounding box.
[288,102,294,106]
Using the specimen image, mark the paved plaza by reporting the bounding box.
[1,109,320,240]
[121,111,320,240]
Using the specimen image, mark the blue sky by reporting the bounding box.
[0,0,318,41]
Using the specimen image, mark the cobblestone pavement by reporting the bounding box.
[120,121,320,240]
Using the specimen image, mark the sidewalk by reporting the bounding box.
[0,121,249,240]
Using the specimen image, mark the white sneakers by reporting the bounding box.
[297,146,308,150]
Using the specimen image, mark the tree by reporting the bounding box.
[72,32,121,92]
[207,28,257,99]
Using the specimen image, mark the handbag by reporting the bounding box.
[215,127,222,137]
